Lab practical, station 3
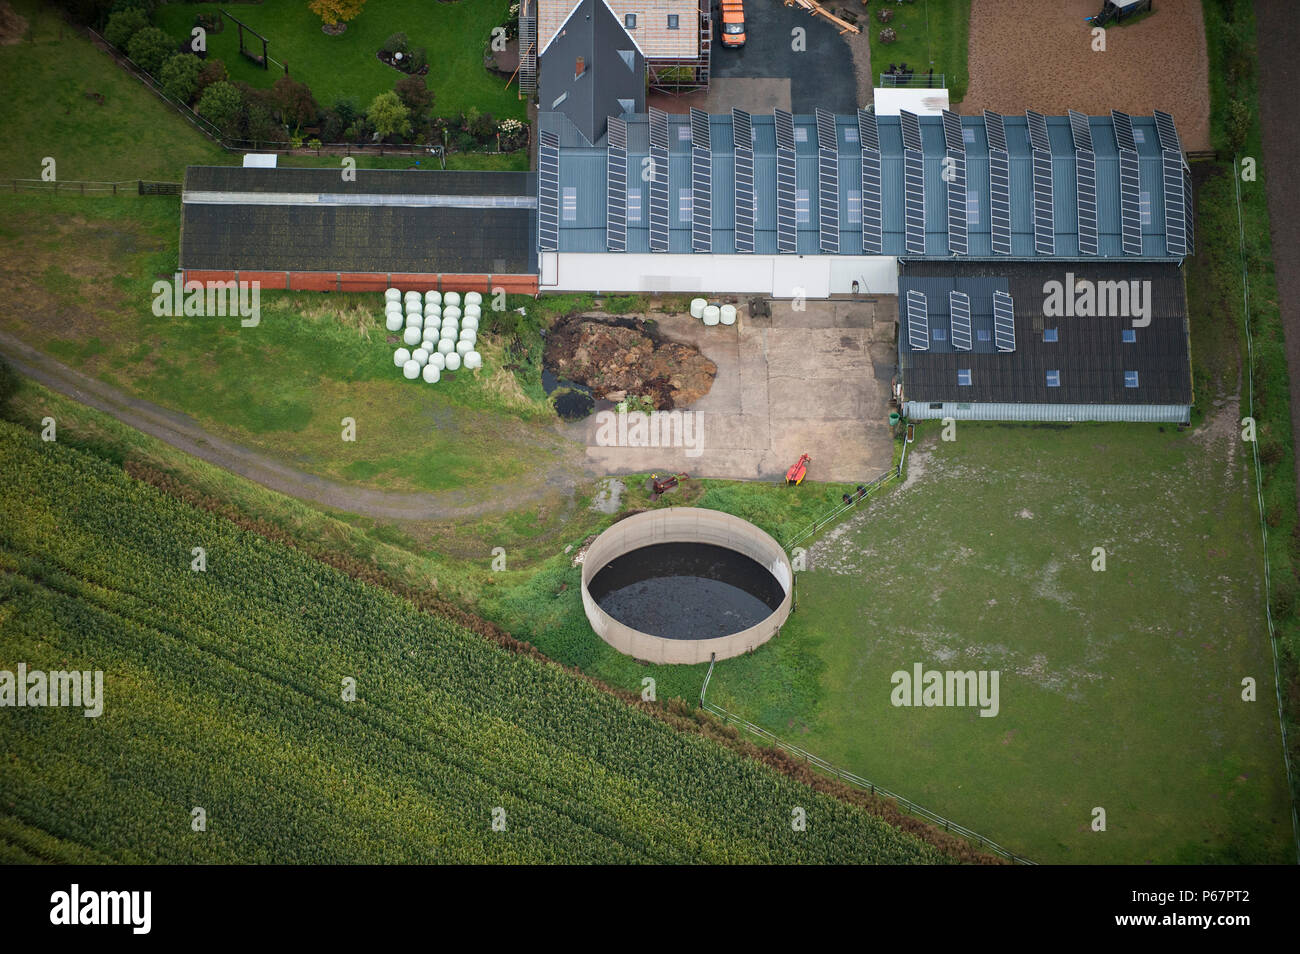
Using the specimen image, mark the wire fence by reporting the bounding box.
[783,435,909,551]
[698,657,1034,864]
[878,71,946,89]
[1232,155,1300,864]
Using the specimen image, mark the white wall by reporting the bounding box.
[553,253,899,298]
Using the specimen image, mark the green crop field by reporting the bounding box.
[0,420,958,864]
[704,422,1294,864]
[154,0,526,124]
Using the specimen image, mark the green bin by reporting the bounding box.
[889,412,901,427]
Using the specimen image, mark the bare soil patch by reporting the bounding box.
[961,0,1209,150]
[0,2,27,46]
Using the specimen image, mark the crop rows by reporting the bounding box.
[0,423,948,863]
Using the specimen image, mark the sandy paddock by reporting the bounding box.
[960,0,1209,150]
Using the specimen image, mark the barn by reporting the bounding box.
[179,166,539,294]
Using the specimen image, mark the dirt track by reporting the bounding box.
[0,330,583,521]
[961,0,1209,149]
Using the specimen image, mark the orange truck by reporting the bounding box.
[719,0,746,47]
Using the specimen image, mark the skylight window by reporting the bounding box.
[562,187,577,222]
[796,188,810,223]
[847,189,861,225]
[966,190,980,226]
[1124,370,1140,388]
[625,13,637,28]
[1122,328,1136,343]
[977,329,991,342]
[627,188,642,223]
[957,369,972,386]
[667,14,679,28]
[678,188,691,221]
[1043,328,1058,342]
[1046,370,1061,388]
[932,327,947,342]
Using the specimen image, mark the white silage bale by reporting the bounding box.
[394,348,410,367]
[385,312,403,332]
[412,347,429,367]
[444,292,461,307]
[465,291,482,306]
[464,351,482,370]
[428,352,446,370]
[445,352,461,371]
[402,359,420,380]
[456,340,472,356]
[403,326,422,346]
[437,339,454,355]
[422,364,441,383]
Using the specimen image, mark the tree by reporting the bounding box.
[126,26,174,74]
[309,0,368,27]
[196,58,228,94]
[160,53,203,104]
[394,75,432,115]
[320,98,358,142]
[367,91,410,141]
[197,80,244,137]
[103,6,148,49]
[273,76,319,129]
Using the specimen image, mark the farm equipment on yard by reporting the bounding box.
[784,454,811,486]
[719,0,746,46]
[1087,0,1152,27]
[650,472,689,498]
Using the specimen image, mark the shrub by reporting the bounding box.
[321,98,358,142]
[381,32,410,55]
[367,90,411,141]
[879,27,897,44]
[159,52,202,104]
[196,57,227,93]
[0,357,20,413]
[1225,98,1251,153]
[127,26,174,74]
[877,7,893,22]
[197,80,244,136]
[273,76,320,129]
[103,7,148,50]
[242,101,284,145]
[408,47,427,73]
[395,74,433,115]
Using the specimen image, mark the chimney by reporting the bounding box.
[576,56,585,77]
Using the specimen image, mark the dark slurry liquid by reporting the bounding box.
[588,542,785,640]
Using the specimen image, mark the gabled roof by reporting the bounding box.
[538,108,1193,260]
[179,167,537,274]
[537,0,697,59]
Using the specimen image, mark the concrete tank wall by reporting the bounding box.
[580,507,793,665]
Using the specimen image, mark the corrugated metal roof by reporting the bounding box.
[542,109,1185,260]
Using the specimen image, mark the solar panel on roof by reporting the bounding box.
[984,110,1007,153]
[1032,149,1054,255]
[692,145,712,253]
[1068,109,1093,152]
[861,147,882,255]
[648,143,669,251]
[1153,109,1182,155]
[949,291,972,351]
[993,291,1015,353]
[904,148,925,255]
[857,108,879,152]
[608,116,627,151]
[946,149,968,256]
[989,148,1011,256]
[538,132,559,252]
[690,108,710,150]
[1112,109,1136,152]
[606,144,627,252]
[906,290,929,351]
[1026,109,1049,153]
[649,107,669,149]
[1183,165,1195,256]
[1119,147,1142,255]
[1163,149,1187,257]
[774,108,795,151]
[776,145,797,253]
[941,109,964,152]
[1076,147,1098,256]
[735,145,755,253]
[900,110,922,152]
[819,147,839,253]
[732,108,752,150]
[815,107,837,152]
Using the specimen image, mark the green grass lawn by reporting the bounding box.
[867,0,970,103]
[705,422,1292,864]
[154,0,526,124]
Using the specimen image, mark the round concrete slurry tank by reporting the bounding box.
[581,508,793,665]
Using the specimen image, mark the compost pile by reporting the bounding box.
[544,316,716,409]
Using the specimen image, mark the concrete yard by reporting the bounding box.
[569,297,898,483]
